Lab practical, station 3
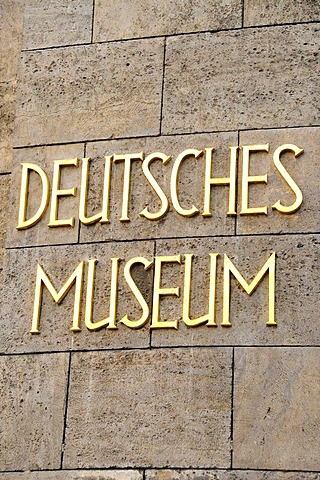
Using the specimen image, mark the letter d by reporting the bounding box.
[16,163,50,230]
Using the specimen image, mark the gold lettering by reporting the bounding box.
[151,255,181,329]
[113,152,144,221]
[171,149,201,217]
[183,253,218,327]
[222,252,276,327]
[139,152,171,220]
[100,155,113,223]
[17,163,50,230]
[79,157,102,225]
[203,147,238,217]
[272,144,304,214]
[48,158,78,227]
[85,258,120,331]
[120,256,153,328]
[240,144,269,215]
[31,261,84,334]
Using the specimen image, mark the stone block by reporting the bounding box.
[162,25,319,135]
[7,144,84,248]
[237,127,320,235]
[0,352,68,470]
[81,131,237,243]
[22,0,92,50]
[0,471,142,480]
[146,470,320,480]
[233,347,320,470]
[244,0,320,26]
[151,234,320,347]
[93,0,242,42]
[14,39,164,147]
[0,175,10,289]
[63,348,232,468]
[0,240,153,353]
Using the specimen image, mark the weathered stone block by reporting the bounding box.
[14,39,164,147]
[244,0,320,26]
[233,347,320,470]
[0,240,153,353]
[0,175,10,290]
[0,471,142,480]
[81,131,237,243]
[151,234,319,347]
[237,127,320,235]
[22,0,92,50]
[93,0,242,42]
[64,348,232,468]
[162,25,319,134]
[0,352,68,470]
[7,144,84,248]
[146,470,320,480]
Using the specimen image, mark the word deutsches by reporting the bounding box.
[31,252,276,334]
[17,144,303,229]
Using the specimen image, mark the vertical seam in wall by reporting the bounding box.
[230,346,235,468]
[60,351,72,469]
[159,37,167,136]
[142,469,146,480]
[149,240,157,347]
[91,0,96,43]
[241,0,245,28]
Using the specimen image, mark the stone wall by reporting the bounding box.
[0,0,319,478]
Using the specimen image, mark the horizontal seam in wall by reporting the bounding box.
[19,19,320,53]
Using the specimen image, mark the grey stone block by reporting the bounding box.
[64,348,232,468]
[151,234,320,346]
[14,39,164,147]
[233,347,320,470]
[81,131,237,243]
[93,0,242,42]
[146,470,320,480]
[22,0,92,50]
[0,352,68,470]
[244,0,320,26]
[0,240,153,353]
[162,25,319,134]
[0,471,143,480]
[237,127,320,235]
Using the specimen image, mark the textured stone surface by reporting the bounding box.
[162,24,319,135]
[244,0,320,26]
[0,241,153,353]
[233,347,320,470]
[93,0,242,42]
[237,127,320,235]
[0,175,10,290]
[64,348,232,468]
[146,471,320,480]
[0,352,68,470]
[0,472,142,480]
[7,143,84,247]
[0,0,24,172]
[151,234,320,346]
[81,131,237,243]
[14,39,164,147]
[22,0,92,50]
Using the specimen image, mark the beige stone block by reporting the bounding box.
[151,234,320,347]
[0,0,25,172]
[64,348,232,468]
[93,0,242,42]
[237,127,320,235]
[81,132,237,243]
[233,347,320,470]
[146,470,320,480]
[0,240,153,353]
[244,0,320,26]
[6,144,84,248]
[0,471,142,480]
[22,0,92,50]
[0,352,68,470]
[162,25,319,135]
[14,39,164,147]
[0,175,10,290]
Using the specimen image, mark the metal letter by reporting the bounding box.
[171,149,201,217]
[240,145,269,215]
[48,158,78,227]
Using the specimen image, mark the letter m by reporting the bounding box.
[222,252,276,327]
[31,262,84,333]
